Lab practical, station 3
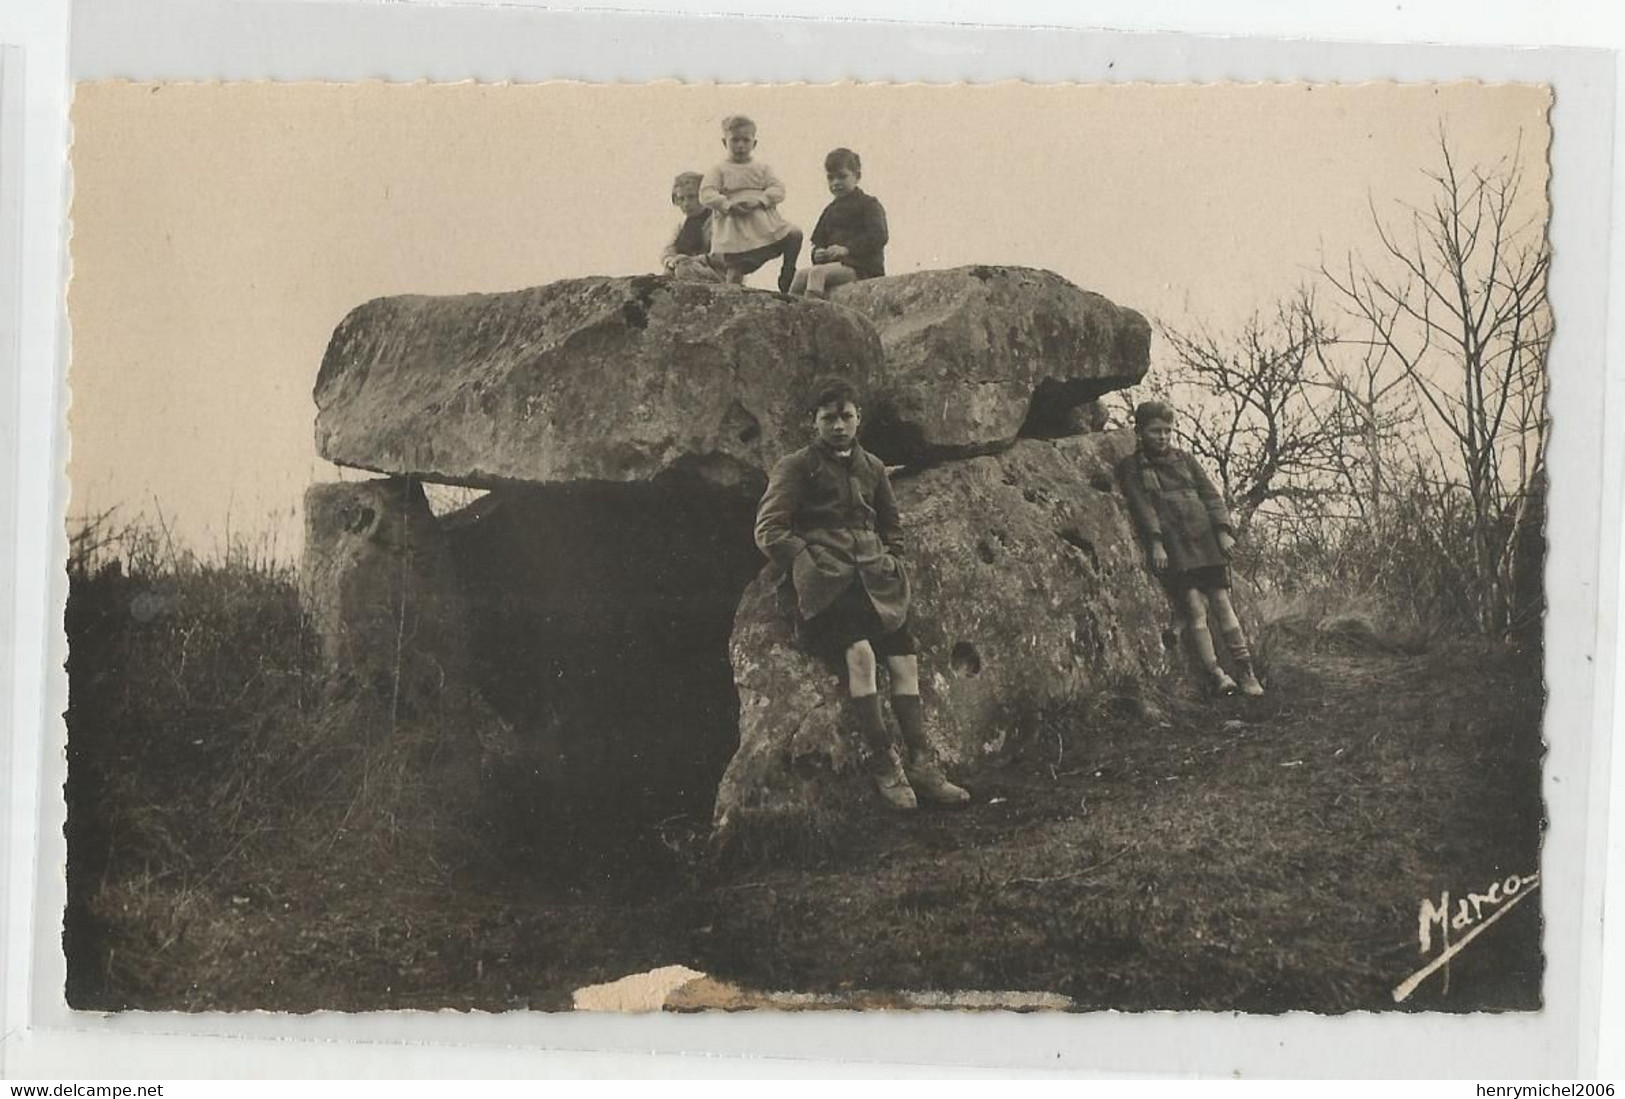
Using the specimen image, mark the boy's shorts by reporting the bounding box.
[796,581,917,662]
[1162,564,1232,596]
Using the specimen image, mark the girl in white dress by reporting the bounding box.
[699,115,803,293]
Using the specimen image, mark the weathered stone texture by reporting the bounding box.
[831,266,1151,460]
[314,277,884,494]
[300,478,472,707]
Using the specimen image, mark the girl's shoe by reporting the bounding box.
[1238,667,1265,697]
[1211,669,1239,696]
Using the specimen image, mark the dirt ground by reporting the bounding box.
[67,617,1545,1015]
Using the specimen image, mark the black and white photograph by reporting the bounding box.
[60,75,1557,1019]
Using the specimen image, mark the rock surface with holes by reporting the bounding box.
[314,277,886,496]
[714,429,1174,835]
[829,266,1152,463]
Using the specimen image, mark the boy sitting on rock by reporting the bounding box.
[660,171,725,283]
[753,379,969,811]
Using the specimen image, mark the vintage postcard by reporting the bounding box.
[59,78,1563,1025]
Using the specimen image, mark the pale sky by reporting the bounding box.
[67,81,1550,557]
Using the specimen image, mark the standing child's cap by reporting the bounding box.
[1132,400,1177,428]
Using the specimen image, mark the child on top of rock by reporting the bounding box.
[753,378,970,811]
[790,148,889,299]
[1117,400,1265,697]
[699,115,803,294]
[660,171,725,283]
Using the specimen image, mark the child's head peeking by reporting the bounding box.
[721,115,758,163]
[824,147,862,198]
[810,377,862,451]
[670,171,705,217]
[1133,400,1177,455]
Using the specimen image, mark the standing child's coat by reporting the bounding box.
[1116,447,1234,573]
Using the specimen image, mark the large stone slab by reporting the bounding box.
[300,477,473,707]
[299,478,517,857]
[831,266,1151,462]
[314,277,886,494]
[715,429,1174,835]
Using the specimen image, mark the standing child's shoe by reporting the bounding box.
[1237,666,1265,697]
[904,751,970,807]
[1211,668,1239,696]
[868,747,918,811]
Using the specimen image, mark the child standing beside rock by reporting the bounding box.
[699,115,803,293]
[1117,400,1265,697]
[754,378,970,811]
[790,147,889,299]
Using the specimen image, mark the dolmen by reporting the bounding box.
[303,266,1173,847]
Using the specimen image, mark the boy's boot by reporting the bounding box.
[1222,627,1265,696]
[853,693,916,811]
[1190,623,1237,695]
[891,693,970,807]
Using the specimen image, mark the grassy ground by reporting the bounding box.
[64,560,1544,1014]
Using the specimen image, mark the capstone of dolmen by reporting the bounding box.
[314,277,885,495]
[831,266,1151,461]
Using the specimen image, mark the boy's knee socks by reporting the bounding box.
[1220,625,1252,665]
[890,692,928,755]
[851,693,894,756]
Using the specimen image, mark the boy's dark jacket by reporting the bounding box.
[672,211,710,257]
[753,441,910,630]
[810,189,889,280]
[1116,446,1235,572]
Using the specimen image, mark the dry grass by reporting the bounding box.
[64,514,497,1009]
[66,513,1544,1014]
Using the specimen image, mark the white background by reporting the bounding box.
[2,0,1623,1082]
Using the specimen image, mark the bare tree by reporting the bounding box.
[1156,289,1370,539]
[1323,133,1550,634]
[1312,310,1416,527]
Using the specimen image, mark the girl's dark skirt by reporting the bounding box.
[797,580,917,661]
[1161,564,1232,596]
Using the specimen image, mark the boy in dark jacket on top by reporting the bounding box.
[754,379,968,810]
[789,148,889,299]
[1117,400,1265,697]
